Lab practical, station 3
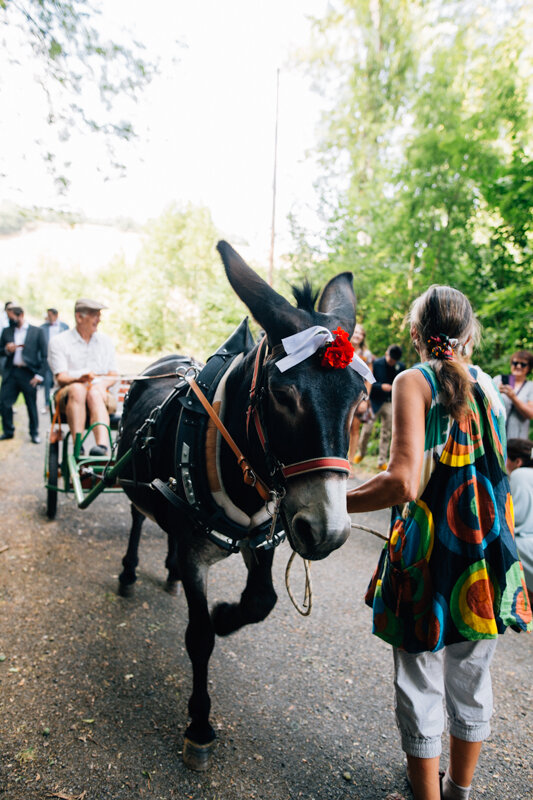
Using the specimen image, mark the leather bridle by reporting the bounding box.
[245,335,351,493]
[180,336,351,543]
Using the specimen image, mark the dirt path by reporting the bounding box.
[0,415,532,800]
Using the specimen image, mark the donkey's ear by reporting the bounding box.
[317,272,356,335]
[217,241,303,342]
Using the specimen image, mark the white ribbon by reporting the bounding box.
[276,325,375,383]
[350,351,375,383]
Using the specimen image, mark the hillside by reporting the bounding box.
[0,221,143,284]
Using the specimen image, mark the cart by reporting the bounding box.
[44,379,133,519]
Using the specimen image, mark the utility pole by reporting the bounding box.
[268,68,280,288]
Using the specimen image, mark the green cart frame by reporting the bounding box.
[44,391,133,519]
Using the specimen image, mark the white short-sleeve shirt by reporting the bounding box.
[48,328,117,379]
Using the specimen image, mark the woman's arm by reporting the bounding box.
[347,369,430,513]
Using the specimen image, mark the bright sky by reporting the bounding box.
[0,0,330,264]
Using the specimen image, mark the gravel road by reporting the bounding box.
[0,415,532,800]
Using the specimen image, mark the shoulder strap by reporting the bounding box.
[411,362,438,401]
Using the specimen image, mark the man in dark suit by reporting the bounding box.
[354,344,405,470]
[0,306,48,443]
[40,307,69,411]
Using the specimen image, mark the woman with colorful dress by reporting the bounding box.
[347,285,531,800]
[347,323,374,470]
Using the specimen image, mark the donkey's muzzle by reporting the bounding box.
[288,510,351,561]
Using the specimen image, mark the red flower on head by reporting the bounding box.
[320,327,355,369]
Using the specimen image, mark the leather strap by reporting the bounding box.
[184,375,271,501]
[282,457,350,479]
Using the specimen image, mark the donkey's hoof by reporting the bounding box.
[118,581,134,598]
[183,737,215,771]
[165,579,181,596]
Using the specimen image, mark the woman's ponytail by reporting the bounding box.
[409,286,481,422]
[431,358,473,421]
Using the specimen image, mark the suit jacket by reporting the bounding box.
[369,356,406,413]
[40,320,69,343]
[0,324,48,377]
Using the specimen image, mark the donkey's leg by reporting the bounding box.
[164,532,181,595]
[211,546,277,636]
[181,543,218,770]
[118,503,145,597]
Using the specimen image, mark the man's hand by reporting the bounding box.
[30,376,42,387]
[381,383,393,392]
[79,372,95,383]
[5,342,17,354]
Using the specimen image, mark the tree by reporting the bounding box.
[102,204,261,359]
[0,0,157,189]
[295,0,533,369]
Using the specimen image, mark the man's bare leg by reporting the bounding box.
[86,385,110,447]
[65,383,88,444]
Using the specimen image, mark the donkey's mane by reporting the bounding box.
[291,279,319,312]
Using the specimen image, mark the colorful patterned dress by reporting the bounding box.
[365,363,532,653]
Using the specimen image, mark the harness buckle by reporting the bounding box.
[242,466,257,487]
[175,364,200,381]
[265,488,286,542]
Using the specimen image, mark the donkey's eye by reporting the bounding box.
[271,388,297,413]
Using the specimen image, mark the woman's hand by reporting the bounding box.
[499,382,533,419]
[499,384,515,399]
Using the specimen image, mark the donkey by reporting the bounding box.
[115,241,367,769]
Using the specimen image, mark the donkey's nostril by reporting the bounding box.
[289,507,351,560]
[292,515,315,553]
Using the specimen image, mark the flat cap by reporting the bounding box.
[74,298,108,313]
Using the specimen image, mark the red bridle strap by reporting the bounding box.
[282,457,351,480]
[247,340,351,483]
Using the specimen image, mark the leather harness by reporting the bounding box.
[123,319,351,553]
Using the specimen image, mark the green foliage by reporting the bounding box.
[102,204,250,359]
[294,0,533,371]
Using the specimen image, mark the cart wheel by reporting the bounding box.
[47,440,59,519]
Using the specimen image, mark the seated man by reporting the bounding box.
[48,298,118,456]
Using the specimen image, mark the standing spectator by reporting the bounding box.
[493,351,533,439]
[0,306,48,443]
[40,308,69,412]
[348,324,374,468]
[347,285,531,800]
[48,298,118,456]
[0,301,13,331]
[0,302,15,376]
[507,437,533,606]
[354,344,405,470]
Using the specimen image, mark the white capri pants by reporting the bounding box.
[393,639,497,758]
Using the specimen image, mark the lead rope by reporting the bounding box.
[350,522,388,542]
[285,522,387,617]
[285,552,312,616]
